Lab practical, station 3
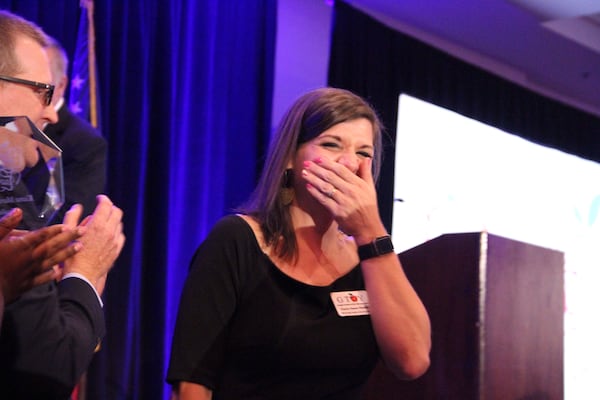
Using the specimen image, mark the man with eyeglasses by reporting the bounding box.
[0,21,57,128]
[0,75,55,109]
[0,9,126,400]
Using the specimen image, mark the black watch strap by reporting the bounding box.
[357,235,394,261]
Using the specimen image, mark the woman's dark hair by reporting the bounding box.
[238,87,383,261]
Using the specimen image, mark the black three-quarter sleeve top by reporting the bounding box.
[167,215,379,400]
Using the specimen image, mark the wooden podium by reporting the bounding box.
[362,232,564,400]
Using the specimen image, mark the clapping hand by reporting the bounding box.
[0,208,83,304]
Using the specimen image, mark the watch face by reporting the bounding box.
[359,236,394,260]
[374,236,394,254]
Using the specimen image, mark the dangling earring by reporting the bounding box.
[280,169,294,206]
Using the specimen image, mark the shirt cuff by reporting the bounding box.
[61,273,104,307]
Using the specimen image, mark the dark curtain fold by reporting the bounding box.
[328,1,600,232]
[0,0,276,399]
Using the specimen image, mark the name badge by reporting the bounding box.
[330,290,370,317]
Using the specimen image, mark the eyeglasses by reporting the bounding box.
[0,74,55,106]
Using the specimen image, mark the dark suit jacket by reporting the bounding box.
[0,107,108,398]
[0,277,105,399]
[44,105,107,221]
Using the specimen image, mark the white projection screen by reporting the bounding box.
[391,94,600,399]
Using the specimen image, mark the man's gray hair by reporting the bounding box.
[0,10,49,76]
[46,36,69,83]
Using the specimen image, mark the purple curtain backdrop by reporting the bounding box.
[0,0,276,398]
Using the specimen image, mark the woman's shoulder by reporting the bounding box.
[233,214,260,235]
[191,215,262,269]
[233,214,271,255]
[203,214,264,252]
[209,214,252,237]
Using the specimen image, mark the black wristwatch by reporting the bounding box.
[357,235,395,261]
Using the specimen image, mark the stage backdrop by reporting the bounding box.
[328,2,600,399]
[0,0,276,399]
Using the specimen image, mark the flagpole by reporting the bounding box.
[85,0,98,128]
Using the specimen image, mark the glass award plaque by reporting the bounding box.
[0,116,64,229]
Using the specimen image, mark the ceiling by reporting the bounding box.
[345,0,600,117]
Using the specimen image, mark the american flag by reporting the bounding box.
[68,0,100,129]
